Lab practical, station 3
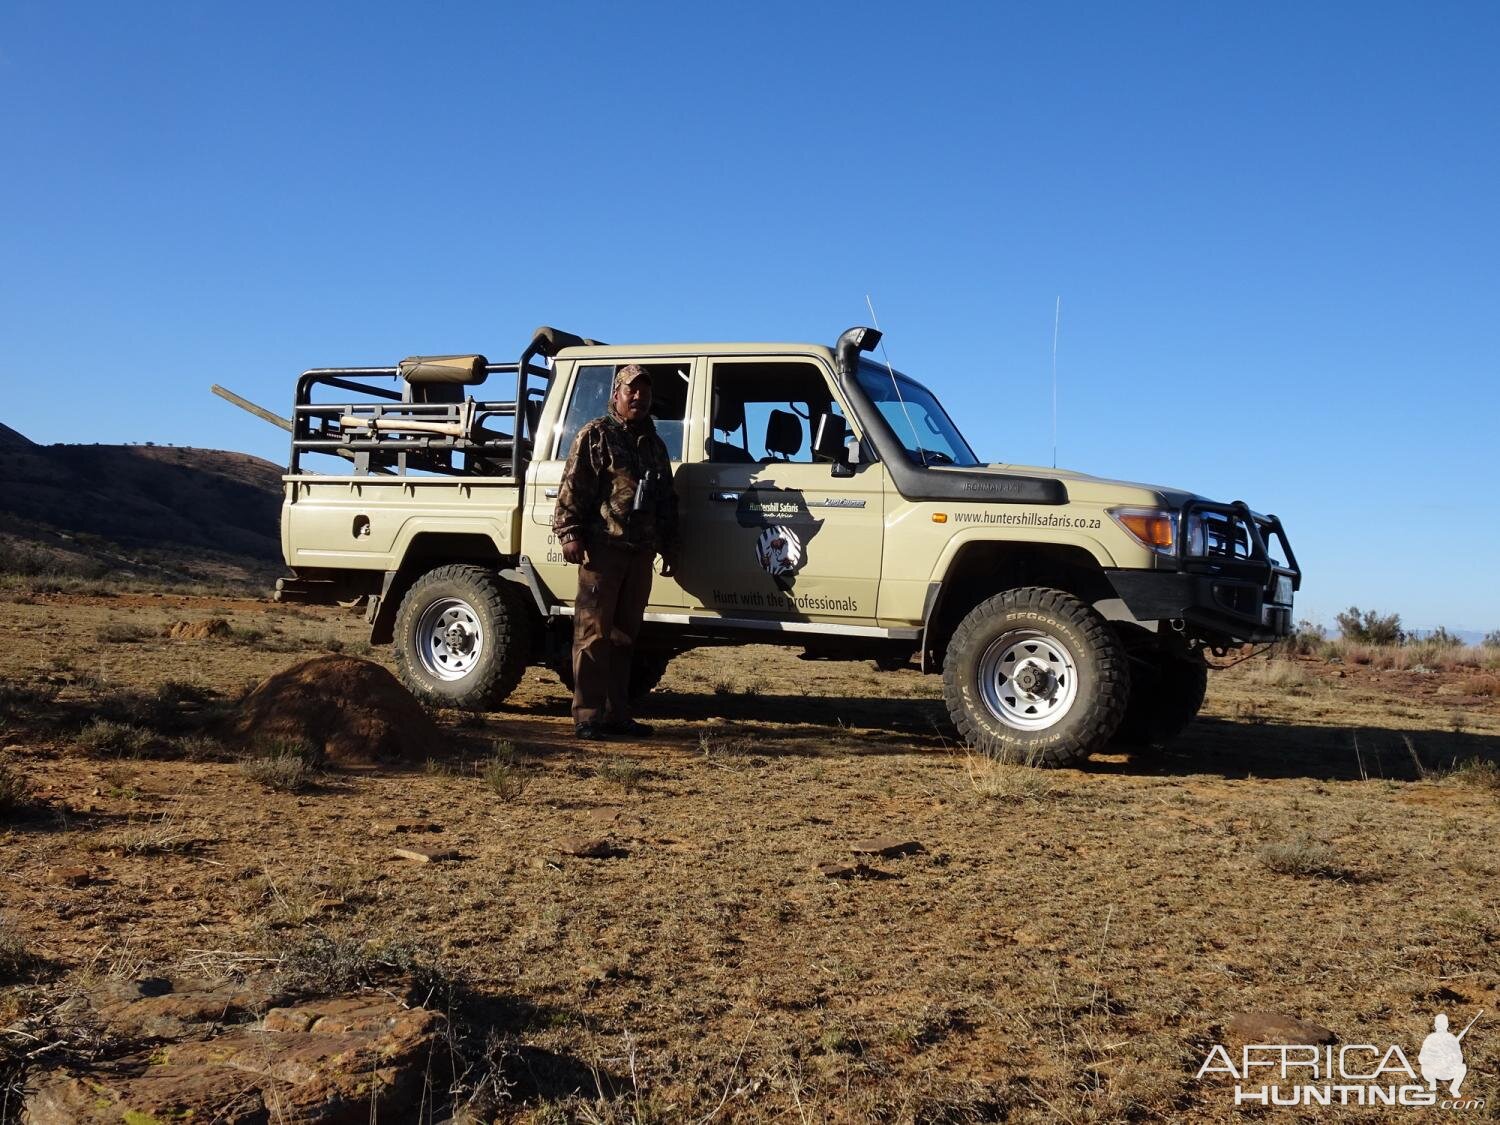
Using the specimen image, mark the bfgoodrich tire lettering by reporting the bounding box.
[942,587,1129,768]
[393,564,531,709]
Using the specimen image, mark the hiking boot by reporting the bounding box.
[575,722,610,741]
[605,718,654,737]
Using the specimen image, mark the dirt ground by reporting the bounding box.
[2,589,1497,1122]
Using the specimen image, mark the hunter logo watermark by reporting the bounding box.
[1197,1010,1485,1110]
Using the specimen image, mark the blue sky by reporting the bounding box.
[3,2,1497,632]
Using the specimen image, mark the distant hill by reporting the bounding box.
[0,422,35,448]
[0,430,286,589]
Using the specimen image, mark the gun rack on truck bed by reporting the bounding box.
[286,327,596,481]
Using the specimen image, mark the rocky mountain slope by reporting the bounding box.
[0,425,285,588]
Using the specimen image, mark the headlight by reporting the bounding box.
[1184,512,1206,556]
[1108,507,1177,557]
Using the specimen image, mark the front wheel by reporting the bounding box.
[393,565,532,709]
[942,587,1129,768]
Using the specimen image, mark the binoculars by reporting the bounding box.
[632,470,662,513]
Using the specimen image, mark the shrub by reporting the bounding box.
[76,719,155,757]
[1336,607,1403,645]
[1279,620,1327,657]
[1417,626,1464,648]
[0,758,30,815]
[1485,630,1500,649]
[239,738,322,792]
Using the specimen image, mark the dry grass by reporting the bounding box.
[75,718,155,757]
[1439,757,1500,791]
[94,622,156,644]
[238,738,322,792]
[0,757,30,816]
[0,922,36,982]
[595,756,647,793]
[1244,658,1311,690]
[482,744,528,801]
[961,753,1056,801]
[2,593,1499,1121]
[1256,834,1354,879]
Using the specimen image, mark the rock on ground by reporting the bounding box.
[26,990,448,1124]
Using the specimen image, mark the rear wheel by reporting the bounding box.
[942,587,1129,768]
[393,565,531,709]
[549,647,672,703]
[1112,643,1208,753]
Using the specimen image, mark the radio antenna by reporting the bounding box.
[864,294,929,466]
[1051,295,1061,469]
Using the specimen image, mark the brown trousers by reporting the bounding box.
[572,544,655,726]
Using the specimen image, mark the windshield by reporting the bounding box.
[855,360,980,467]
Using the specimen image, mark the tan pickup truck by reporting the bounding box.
[250,325,1299,766]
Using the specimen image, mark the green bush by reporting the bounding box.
[1419,626,1464,648]
[1336,606,1403,645]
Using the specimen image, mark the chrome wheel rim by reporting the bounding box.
[977,629,1079,730]
[415,597,484,681]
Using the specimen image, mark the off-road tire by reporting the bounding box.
[550,648,672,703]
[942,587,1129,768]
[1112,647,1208,753]
[392,564,531,709]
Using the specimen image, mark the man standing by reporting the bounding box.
[553,365,678,739]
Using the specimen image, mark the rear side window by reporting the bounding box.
[553,363,688,461]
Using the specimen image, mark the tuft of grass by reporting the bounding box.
[482,743,527,801]
[1438,757,1500,792]
[962,754,1055,801]
[1256,834,1352,879]
[272,929,457,1001]
[711,678,735,696]
[0,921,37,981]
[698,731,755,758]
[1246,659,1310,691]
[114,808,197,856]
[94,622,155,644]
[170,733,230,762]
[1461,674,1500,699]
[0,757,31,815]
[239,737,322,792]
[76,718,155,758]
[596,756,646,794]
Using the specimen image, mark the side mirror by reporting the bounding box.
[811,413,848,463]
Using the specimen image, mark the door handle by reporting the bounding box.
[544,488,559,499]
[711,491,740,502]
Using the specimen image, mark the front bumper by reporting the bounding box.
[1107,500,1300,645]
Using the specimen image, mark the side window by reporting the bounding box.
[708,361,844,464]
[554,362,689,461]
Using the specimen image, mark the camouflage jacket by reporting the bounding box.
[552,411,678,556]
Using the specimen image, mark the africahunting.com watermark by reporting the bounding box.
[1196,1010,1486,1110]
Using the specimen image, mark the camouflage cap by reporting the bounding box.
[613,364,651,390]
